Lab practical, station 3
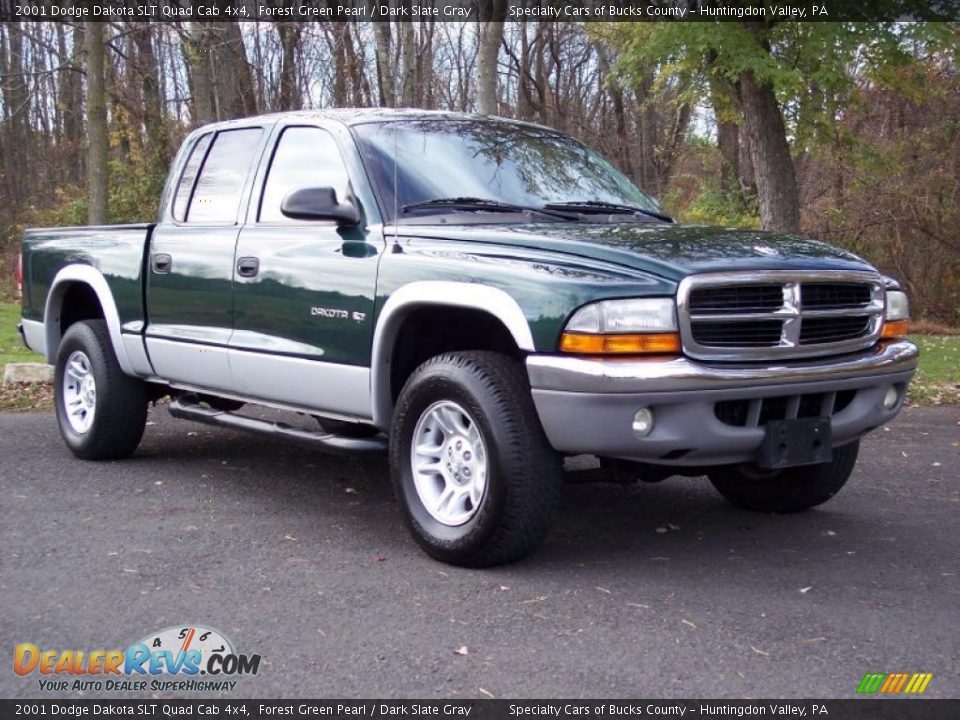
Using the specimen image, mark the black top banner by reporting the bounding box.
[1,0,959,23]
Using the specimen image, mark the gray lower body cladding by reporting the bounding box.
[527,341,918,467]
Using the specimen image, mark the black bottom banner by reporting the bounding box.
[1,700,957,720]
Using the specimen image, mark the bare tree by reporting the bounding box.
[85,22,108,224]
[477,0,506,115]
[399,17,416,106]
[277,23,302,110]
[373,22,394,107]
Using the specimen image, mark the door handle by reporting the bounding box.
[237,256,260,278]
[152,253,172,274]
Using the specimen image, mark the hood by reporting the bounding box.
[399,222,876,281]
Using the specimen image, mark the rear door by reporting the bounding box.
[146,126,267,391]
[229,123,382,418]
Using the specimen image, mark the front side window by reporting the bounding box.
[259,126,351,223]
[353,119,659,222]
[187,128,263,224]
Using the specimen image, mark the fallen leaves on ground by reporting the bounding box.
[0,382,53,411]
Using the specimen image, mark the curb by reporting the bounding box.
[2,363,54,385]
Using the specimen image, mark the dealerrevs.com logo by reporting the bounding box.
[14,625,261,693]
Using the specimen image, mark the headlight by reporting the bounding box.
[881,290,909,339]
[560,298,680,355]
[885,290,909,321]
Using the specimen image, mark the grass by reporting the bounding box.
[0,301,957,409]
[0,301,43,366]
[907,335,960,405]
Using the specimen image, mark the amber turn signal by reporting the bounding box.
[559,332,682,355]
[880,319,909,340]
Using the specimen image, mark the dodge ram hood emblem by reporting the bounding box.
[754,244,780,256]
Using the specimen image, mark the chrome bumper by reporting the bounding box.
[526,340,918,466]
[527,340,918,394]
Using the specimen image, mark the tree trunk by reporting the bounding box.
[658,101,691,196]
[477,0,506,115]
[134,25,169,197]
[66,25,88,156]
[341,23,370,106]
[600,49,633,181]
[738,127,759,205]
[373,22,394,107]
[738,68,800,233]
[716,119,741,200]
[211,21,256,119]
[399,15,416,106]
[85,22,108,225]
[3,23,28,205]
[417,20,436,108]
[184,23,215,125]
[278,24,302,111]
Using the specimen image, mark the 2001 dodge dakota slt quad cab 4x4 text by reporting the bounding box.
[19,110,918,566]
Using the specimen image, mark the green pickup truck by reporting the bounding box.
[19,110,918,566]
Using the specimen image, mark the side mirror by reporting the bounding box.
[280,187,360,227]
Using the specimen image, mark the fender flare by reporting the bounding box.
[370,281,535,428]
[44,264,136,375]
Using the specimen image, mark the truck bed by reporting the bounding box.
[21,223,153,329]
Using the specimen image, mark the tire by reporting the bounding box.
[54,320,148,460]
[708,440,860,513]
[390,351,562,567]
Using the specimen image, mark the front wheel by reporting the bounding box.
[708,441,860,513]
[54,320,148,460]
[390,351,562,567]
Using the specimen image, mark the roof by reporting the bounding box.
[195,108,557,134]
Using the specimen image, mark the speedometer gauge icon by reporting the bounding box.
[137,624,234,669]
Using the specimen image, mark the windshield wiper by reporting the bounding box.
[544,200,673,223]
[400,197,572,220]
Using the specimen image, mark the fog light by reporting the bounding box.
[632,407,655,437]
[883,386,899,410]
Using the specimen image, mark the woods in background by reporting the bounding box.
[0,18,957,322]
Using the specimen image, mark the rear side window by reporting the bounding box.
[187,128,263,224]
[259,126,350,223]
[172,133,212,222]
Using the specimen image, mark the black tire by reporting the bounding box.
[54,320,148,460]
[390,351,562,567]
[708,441,860,513]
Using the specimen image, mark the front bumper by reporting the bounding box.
[527,340,918,466]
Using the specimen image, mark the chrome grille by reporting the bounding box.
[801,282,873,309]
[678,271,885,361]
[689,284,783,314]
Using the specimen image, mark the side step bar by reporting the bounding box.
[168,398,387,455]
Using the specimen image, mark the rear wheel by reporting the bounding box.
[708,441,859,513]
[54,320,148,460]
[390,351,562,566]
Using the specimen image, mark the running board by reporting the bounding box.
[168,398,387,455]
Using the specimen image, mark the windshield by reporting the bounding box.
[352,119,660,222]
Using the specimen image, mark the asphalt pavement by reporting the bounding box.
[2,406,958,699]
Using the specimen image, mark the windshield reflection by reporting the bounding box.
[352,119,659,222]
